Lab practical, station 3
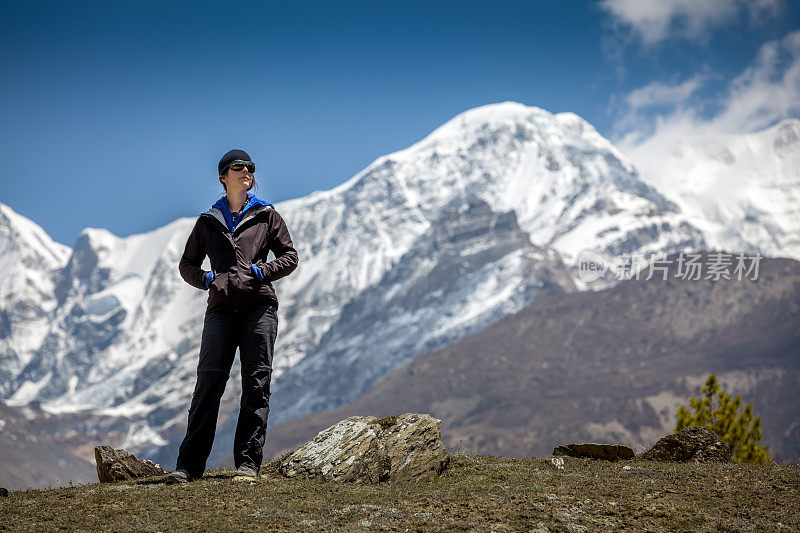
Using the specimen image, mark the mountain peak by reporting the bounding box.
[426,102,602,141]
[447,101,550,125]
[0,202,71,270]
[424,101,553,143]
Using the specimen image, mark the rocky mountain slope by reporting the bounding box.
[258,255,800,464]
[0,204,71,396]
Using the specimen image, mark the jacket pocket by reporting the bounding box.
[209,272,230,296]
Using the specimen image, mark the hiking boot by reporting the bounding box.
[166,469,194,484]
[233,464,258,480]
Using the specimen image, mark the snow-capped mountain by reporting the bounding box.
[265,102,705,381]
[632,118,800,259]
[3,102,793,467]
[8,218,205,416]
[0,204,71,396]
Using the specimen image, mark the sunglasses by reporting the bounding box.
[228,160,255,173]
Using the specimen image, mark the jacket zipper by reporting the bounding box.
[233,207,268,236]
[201,206,269,238]
[200,206,270,286]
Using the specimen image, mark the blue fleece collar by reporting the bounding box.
[212,192,274,233]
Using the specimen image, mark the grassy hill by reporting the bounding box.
[2,455,798,532]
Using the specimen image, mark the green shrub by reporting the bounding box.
[676,374,771,464]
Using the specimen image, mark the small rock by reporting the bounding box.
[552,443,634,461]
[387,508,405,520]
[360,504,382,512]
[94,445,167,482]
[0,488,8,497]
[643,427,731,462]
[566,524,588,533]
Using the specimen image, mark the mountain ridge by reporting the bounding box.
[0,102,797,482]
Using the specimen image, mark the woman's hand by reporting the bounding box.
[204,270,215,288]
[251,263,264,281]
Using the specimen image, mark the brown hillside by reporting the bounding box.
[257,254,800,463]
[0,402,98,490]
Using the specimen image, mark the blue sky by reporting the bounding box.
[2,0,798,246]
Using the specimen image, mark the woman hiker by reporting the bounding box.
[168,149,299,483]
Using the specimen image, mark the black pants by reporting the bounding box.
[176,302,278,477]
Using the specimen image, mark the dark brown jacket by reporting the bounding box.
[179,203,298,311]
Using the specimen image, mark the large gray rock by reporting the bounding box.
[94,446,167,482]
[279,413,450,482]
[552,443,634,461]
[643,426,731,462]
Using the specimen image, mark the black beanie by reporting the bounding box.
[218,149,253,175]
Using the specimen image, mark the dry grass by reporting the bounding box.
[1,455,798,532]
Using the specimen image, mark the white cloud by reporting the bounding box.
[613,76,705,140]
[624,77,704,110]
[712,30,800,132]
[600,0,781,45]
[614,30,800,182]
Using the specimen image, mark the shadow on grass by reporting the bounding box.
[131,469,240,485]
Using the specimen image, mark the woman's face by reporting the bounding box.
[222,163,253,194]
